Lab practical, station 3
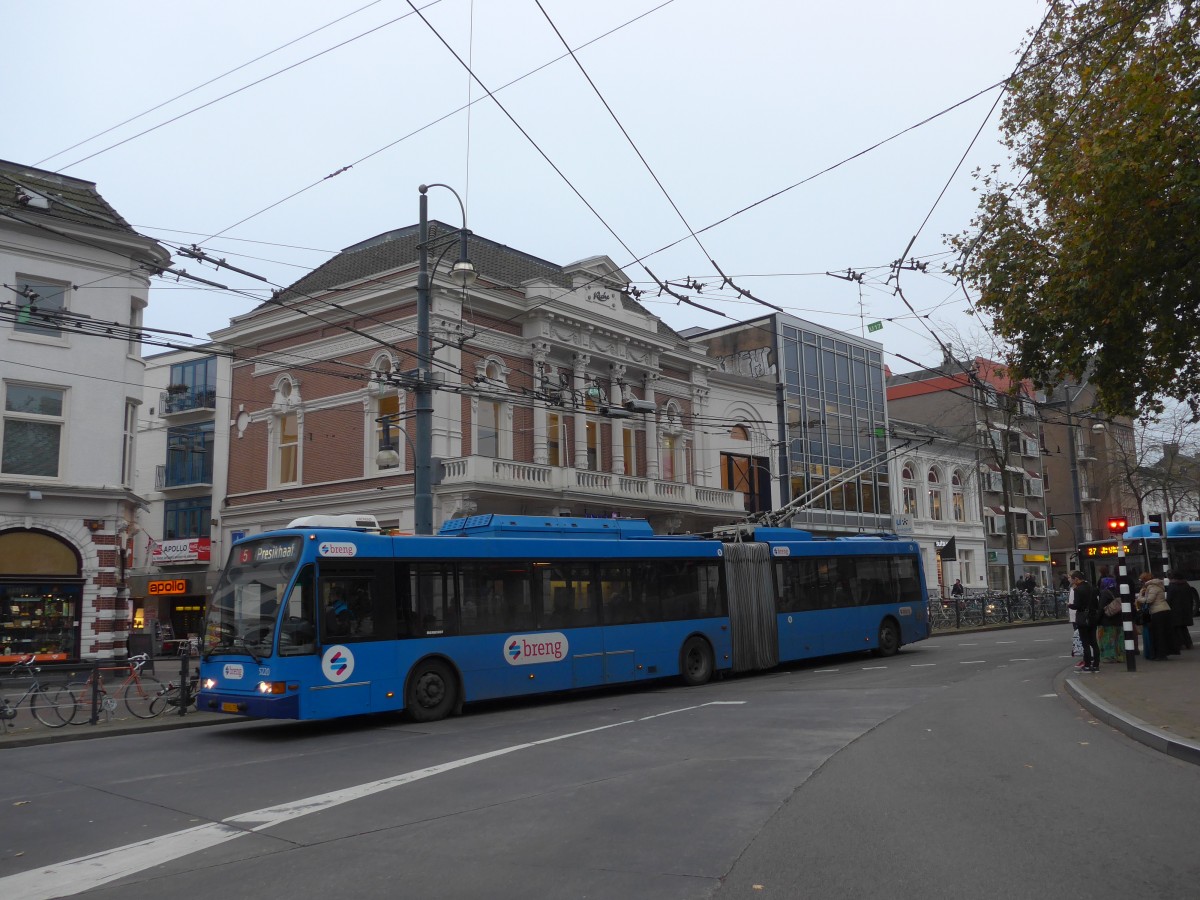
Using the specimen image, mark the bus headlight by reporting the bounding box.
[258,681,287,694]
[203,678,217,690]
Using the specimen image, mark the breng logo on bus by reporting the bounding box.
[504,632,569,666]
[318,542,357,558]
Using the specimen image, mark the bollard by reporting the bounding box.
[89,660,101,726]
[178,649,190,717]
[1117,538,1137,672]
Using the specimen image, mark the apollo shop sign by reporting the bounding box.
[151,537,211,564]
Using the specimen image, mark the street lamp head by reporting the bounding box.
[449,258,477,286]
[1091,422,1106,432]
[375,447,401,469]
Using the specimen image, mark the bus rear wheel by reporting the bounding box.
[875,620,900,657]
[680,636,714,686]
[406,660,457,722]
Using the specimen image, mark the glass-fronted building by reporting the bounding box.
[692,314,891,534]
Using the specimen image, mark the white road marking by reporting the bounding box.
[1040,693,1058,698]
[958,643,979,646]
[995,640,1016,644]
[1009,658,1034,662]
[861,666,888,670]
[909,663,936,667]
[812,669,839,673]
[0,702,736,900]
[960,660,986,665]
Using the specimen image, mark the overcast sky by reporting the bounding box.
[6,0,1046,374]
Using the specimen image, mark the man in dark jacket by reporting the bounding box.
[1165,573,1196,652]
[1068,570,1100,672]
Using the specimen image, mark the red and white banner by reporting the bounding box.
[151,537,211,564]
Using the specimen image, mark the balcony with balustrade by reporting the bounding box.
[160,385,217,419]
[438,455,745,527]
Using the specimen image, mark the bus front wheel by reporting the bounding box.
[680,636,714,686]
[875,620,900,657]
[406,660,457,722]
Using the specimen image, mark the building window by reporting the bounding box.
[662,433,676,481]
[166,357,217,413]
[128,298,144,355]
[478,399,501,459]
[586,420,599,471]
[12,277,68,338]
[278,412,298,485]
[548,413,564,466]
[473,361,510,460]
[121,401,137,486]
[165,423,214,487]
[928,468,944,521]
[164,497,212,540]
[374,393,401,471]
[623,426,637,476]
[722,453,770,514]
[952,470,965,522]
[2,383,64,477]
[901,463,918,516]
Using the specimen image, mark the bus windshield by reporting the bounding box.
[204,537,303,660]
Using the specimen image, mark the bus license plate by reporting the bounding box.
[221,702,240,713]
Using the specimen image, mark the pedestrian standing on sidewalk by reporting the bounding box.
[1136,571,1171,661]
[1165,573,1195,652]
[1096,570,1124,663]
[1068,571,1100,672]
[1067,573,1084,666]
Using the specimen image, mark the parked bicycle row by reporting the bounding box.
[927,589,1069,631]
[0,653,198,733]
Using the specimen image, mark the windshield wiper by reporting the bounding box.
[232,638,263,664]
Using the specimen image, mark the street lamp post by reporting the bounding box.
[414,183,475,535]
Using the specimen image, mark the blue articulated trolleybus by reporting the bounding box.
[198,514,930,722]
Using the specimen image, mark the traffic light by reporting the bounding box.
[1148,513,1164,536]
[1107,517,1128,534]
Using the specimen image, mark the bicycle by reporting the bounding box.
[67,653,163,723]
[149,673,199,717]
[0,655,76,730]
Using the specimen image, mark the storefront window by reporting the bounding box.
[0,583,81,661]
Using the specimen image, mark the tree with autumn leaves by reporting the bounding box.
[951,0,1199,419]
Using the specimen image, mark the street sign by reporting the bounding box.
[892,515,913,535]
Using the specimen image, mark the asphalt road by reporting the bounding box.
[3,626,1197,900]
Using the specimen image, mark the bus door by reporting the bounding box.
[533,563,600,691]
[774,556,823,661]
[308,561,398,718]
[597,563,642,684]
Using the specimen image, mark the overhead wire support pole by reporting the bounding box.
[413,183,476,536]
[415,187,433,536]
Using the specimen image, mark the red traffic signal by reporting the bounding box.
[1107,517,1128,534]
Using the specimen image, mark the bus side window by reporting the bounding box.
[412,563,458,636]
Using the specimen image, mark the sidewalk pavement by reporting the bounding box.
[1064,628,1200,766]
[4,637,1198,764]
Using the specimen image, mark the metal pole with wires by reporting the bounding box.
[413,183,475,535]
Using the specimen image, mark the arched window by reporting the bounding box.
[474,358,512,460]
[952,470,966,522]
[927,468,944,521]
[901,463,918,516]
[730,424,750,441]
[270,375,301,486]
